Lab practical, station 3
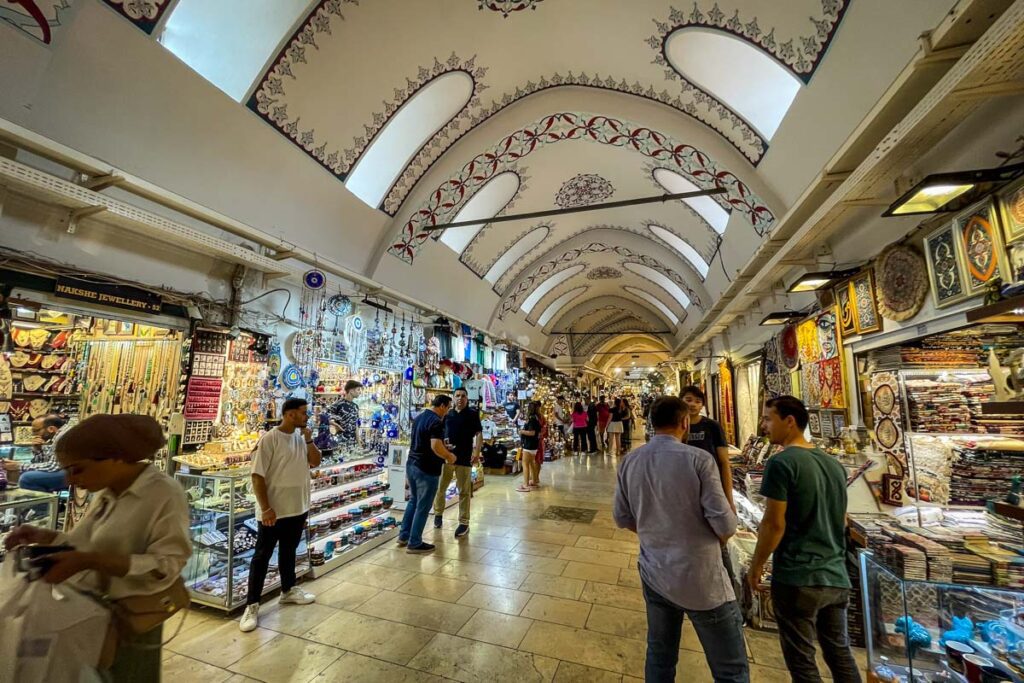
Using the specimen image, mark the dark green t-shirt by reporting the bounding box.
[759,446,850,588]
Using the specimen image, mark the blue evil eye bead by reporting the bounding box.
[303,269,326,290]
[281,364,303,389]
[387,425,399,439]
[404,366,414,381]
[387,403,399,417]
[362,377,370,386]
[373,373,381,383]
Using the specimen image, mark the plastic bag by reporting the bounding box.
[0,561,111,683]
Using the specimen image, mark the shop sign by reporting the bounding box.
[54,276,163,314]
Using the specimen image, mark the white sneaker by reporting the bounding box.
[279,587,315,605]
[239,604,259,632]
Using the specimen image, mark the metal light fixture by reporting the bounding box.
[759,311,803,326]
[882,162,1024,217]
[786,267,861,293]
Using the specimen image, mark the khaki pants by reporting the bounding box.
[433,463,472,524]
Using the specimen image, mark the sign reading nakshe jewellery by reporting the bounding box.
[54,276,163,314]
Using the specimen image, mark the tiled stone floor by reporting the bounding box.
[164,442,867,681]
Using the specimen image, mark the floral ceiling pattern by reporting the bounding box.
[101,0,171,34]
[554,174,616,209]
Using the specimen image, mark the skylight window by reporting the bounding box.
[623,286,679,326]
[348,71,474,209]
[648,224,709,278]
[665,27,801,139]
[521,264,586,314]
[159,0,309,101]
[439,171,520,253]
[539,287,588,327]
[484,226,548,283]
[653,169,730,235]
[622,262,691,309]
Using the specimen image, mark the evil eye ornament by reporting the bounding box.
[404,367,414,381]
[303,270,327,290]
[281,364,303,389]
[387,424,399,439]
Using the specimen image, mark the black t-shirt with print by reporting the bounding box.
[686,416,727,457]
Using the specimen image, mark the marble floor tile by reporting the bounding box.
[562,561,621,584]
[570,525,615,539]
[255,602,338,636]
[579,582,646,612]
[617,567,642,588]
[611,529,638,543]
[505,529,580,546]
[167,619,279,668]
[553,660,625,683]
[478,550,569,576]
[162,653,234,682]
[434,558,530,589]
[356,588,477,634]
[331,561,417,590]
[313,580,381,611]
[574,536,639,555]
[407,632,560,683]
[457,608,534,649]
[302,609,435,666]
[224,675,261,683]
[520,594,593,628]
[421,537,492,562]
[457,583,533,615]
[557,546,631,569]
[362,548,451,574]
[396,572,474,602]
[519,620,646,675]
[511,539,566,558]
[227,633,344,682]
[519,572,587,600]
[585,604,647,640]
[312,652,445,682]
[448,533,521,552]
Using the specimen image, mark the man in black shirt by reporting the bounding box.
[433,388,482,538]
[585,397,599,454]
[399,395,456,554]
[681,386,733,509]
[328,380,362,446]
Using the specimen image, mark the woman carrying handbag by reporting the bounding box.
[4,414,191,681]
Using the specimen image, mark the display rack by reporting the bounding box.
[0,488,59,563]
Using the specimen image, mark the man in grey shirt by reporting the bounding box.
[614,396,749,683]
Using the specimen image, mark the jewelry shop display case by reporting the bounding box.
[0,488,59,564]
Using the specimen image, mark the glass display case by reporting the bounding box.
[0,488,59,563]
[177,470,309,611]
[860,550,1024,682]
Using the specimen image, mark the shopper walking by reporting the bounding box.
[585,397,599,454]
[433,387,481,538]
[399,395,456,553]
[748,396,861,683]
[240,397,322,632]
[328,379,362,446]
[570,401,588,455]
[613,396,747,683]
[606,398,624,456]
[596,395,611,452]
[1,414,68,493]
[516,402,541,492]
[4,414,191,681]
[620,395,633,450]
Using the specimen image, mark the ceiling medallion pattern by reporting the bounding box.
[101,0,171,34]
[650,1,849,82]
[550,333,571,357]
[587,267,623,280]
[390,112,775,264]
[555,174,615,209]
[479,0,545,17]
[497,241,701,320]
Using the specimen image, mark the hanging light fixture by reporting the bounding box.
[882,162,1024,217]
[786,267,861,293]
[759,311,804,326]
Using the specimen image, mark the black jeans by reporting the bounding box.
[771,583,862,683]
[572,427,587,452]
[586,425,598,452]
[642,581,749,683]
[246,512,307,605]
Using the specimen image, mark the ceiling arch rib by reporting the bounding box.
[438,171,521,253]
[547,297,674,343]
[521,264,585,314]
[537,286,588,328]
[623,286,679,326]
[622,262,690,309]
[647,224,709,279]
[483,224,549,283]
[652,168,729,234]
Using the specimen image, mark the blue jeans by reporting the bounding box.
[642,580,749,683]
[18,469,67,493]
[399,462,440,547]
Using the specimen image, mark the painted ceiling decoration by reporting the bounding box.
[520,264,587,315]
[389,112,775,263]
[550,333,571,358]
[1,0,71,44]
[101,0,170,34]
[587,266,623,280]
[621,261,692,309]
[648,163,732,235]
[536,286,589,327]
[554,173,616,209]
[479,0,546,17]
[483,224,551,284]
[647,222,712,280]
[573,317,659,358]
[624,286,681,325]
[497,240,698,321]
[438,170,526,256]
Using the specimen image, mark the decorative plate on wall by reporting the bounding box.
[781,325,799,369]
[875,417,900,450]
[873,384,896,415]
[281,364,303,389]
[874,243,928,321]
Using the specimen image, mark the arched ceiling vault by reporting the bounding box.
[589,334,673,375]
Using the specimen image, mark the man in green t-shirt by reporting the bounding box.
[748,396,861,683]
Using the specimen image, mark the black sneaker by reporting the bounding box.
[407,542,436,554]
[397,538,408,547]
[454,524,469,538]
[434,514,443,529]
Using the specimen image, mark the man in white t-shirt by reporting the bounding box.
[240,397,322,632]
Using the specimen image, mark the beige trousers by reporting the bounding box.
[433,463,472,524]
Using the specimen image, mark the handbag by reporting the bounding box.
[98,577,190,669]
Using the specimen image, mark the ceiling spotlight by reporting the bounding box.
[882,162,1024,217]
[759,311,804,326]
[787,268,860,293]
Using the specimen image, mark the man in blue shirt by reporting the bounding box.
[614,396,748,682]
[399,394,456,554]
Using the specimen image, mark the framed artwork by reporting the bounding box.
[832,411,847,435]
[835,283,856,337]
[997,177,1024,244]
[807,410,822,438]
[850,269,881,334]
[923,223,969,308]
[881,473,904,506]
[820,410,836,439]
[954,200,1008,295]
